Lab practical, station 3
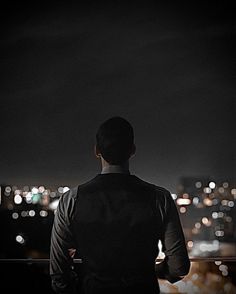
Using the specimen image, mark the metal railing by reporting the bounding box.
[0,257,236,264]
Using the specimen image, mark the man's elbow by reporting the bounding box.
[168,259,191,283]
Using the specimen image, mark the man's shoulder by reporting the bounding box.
[134,176,171,195]
[65,175,172,201]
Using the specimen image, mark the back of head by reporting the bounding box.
[96,117,134,165]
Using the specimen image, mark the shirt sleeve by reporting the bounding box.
[156,190,190,283]
[50,191,78,293]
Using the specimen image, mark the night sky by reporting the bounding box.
[0,1,234,191]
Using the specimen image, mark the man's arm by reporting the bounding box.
[156,190,190,283]
[50,191,77,294]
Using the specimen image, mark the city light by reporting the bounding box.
[195,181,202,188]
[25,192,32,203]
[215,230,224,237]
[31,187,39,194]
[14,194,22,205]
[187,240,194,248]
[177,198,191,206]
[16,235,25,244]
[63,186,70,193]
[223,182,229,188]
[203,187,212,194]
[218,187,225,193]
[29,210,35,217]
[203,198,213,206]
[49,199,59,210]
[38,186,45,193]
[180,207,187,213]
[58,187,64,194]
[5,186,11,193]
[12,212,19,219]
[39,210,48,217]
[171,193,177,200]
[201,217,209,225]
[209,182,216,189]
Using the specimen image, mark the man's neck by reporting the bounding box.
[101,160,130,174]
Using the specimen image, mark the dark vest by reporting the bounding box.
[71,173,165,293]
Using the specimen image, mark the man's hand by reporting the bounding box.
[68,248,76,258]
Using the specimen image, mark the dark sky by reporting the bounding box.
[0,1,234,191]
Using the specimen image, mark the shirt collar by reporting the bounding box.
[101,165,130,174]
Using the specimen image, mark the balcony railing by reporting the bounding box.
[0,257,236,263]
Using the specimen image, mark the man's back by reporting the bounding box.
[50,173,190,294]
[73,173,163,275]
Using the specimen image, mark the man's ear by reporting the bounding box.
[130,143,136,157]
[94,144,101,158]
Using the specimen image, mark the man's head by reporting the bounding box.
[95,117,136,165]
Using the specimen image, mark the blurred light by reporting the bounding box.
[219,265,228,271]
[203,198,213,206]
[58,187,64,194]
[231,188,236,195]
[222,182,229,188]
[215,261,222,266]
[12,212,19,220]
[16,235,25,244]
[202,217,209,225]
[177,198,191,206]
[40,210,48,217]
[224,283,232,292]
[38,186,45,193]
[192,228,199,234]
[199,240,219,252]
[50,192,56,198]
[23,186,29,192]
[209,182,216,189]
[7,204,13,210]
[29,210,35,217]
[228,201,234,207]
[49,199,59,210]
[14,194,22,205]
[195,222,201,229]
[187,240,194,248]
[221,199,228,206]
[222,270,228,277]
[156,240,165,263]
[182,193,189,198]
[5,186,11,193]
[215,230,224,237]
[212,198,218,205]
[25,192,32,203]
[191,273,198,281]
[195,181,202,188]
[21,211,27,217]
[192,197,199,205]
[218,187,224,193]
[226,216,232,222]
[63,186,70,193]
[203,187,211,194]
[218,212,224,218]
[212,212,218,219]
[32,193,40,204]
[31,187,39,194]
[180,207,186,213]
[171,193,177,200]
[15,189,21,195]
[43,189,49,196]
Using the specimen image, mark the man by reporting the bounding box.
[50,116,190,294]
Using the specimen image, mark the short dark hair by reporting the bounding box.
[96,117,134,164]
